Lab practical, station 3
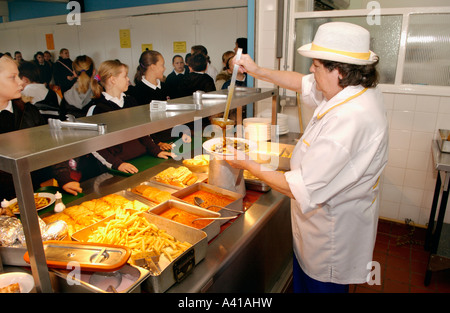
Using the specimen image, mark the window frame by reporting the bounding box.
[286,6,450,96]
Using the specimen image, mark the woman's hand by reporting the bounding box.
[62,181,83,196]
[235,54,260,76]
[118,162,138,174]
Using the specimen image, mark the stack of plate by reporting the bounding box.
[243,117,271,142]
[259,112,289,135]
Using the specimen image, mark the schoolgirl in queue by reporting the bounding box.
[87,59,174,174]
[128,50,191,151]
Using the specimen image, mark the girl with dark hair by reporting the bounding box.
[127,50,169,105]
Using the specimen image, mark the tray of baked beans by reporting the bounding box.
[171,182,244,225]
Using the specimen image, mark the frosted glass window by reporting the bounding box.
[294,15,402,84]
[403,14,450,86]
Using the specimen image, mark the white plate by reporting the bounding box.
[8,192,56,215]
[203,137,257,156]
[0,272,35,293]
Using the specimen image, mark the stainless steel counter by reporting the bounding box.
[0,88,279,292]
[72,158,293,293]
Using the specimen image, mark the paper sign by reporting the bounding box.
[142,44,153,52]
[173,41,186,53]
[45,34,55,50]
[119,29,131,48]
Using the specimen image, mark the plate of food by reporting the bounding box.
[7,193,56,215]
[203,137,256,156]
[182,154,210,173]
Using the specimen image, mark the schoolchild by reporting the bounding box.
[0,55,48,200]
[176,52,216,98]
[59,55,95,119]
[88,59,174,174]
[18,61,60,119]
[165,54,189,99]
[53,48,75,93]
[127,50,191,149]
[191,45,218,81]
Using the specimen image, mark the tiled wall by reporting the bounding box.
[381,92,450,225]
[255,0,450,226]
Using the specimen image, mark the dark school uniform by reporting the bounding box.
[0,100,48,200]
[165,68,189,99]
[176,72,216,98]
[88,93,163,170]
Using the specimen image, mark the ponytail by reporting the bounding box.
[134,50,162,85]
[93,59,129,98]
[72,55,95,94]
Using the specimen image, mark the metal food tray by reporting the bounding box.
[438,129,450,153]
[71,210,208,293]
[147,199,221,240]
[245,179,271,192]
[50,263,149,293]
[171,182,244,225]
[127,181,178,206]
[149,165,209,190]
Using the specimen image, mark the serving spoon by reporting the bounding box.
[194,197,244,214]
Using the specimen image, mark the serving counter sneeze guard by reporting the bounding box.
[0,88,278,292]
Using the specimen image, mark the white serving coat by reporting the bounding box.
[285,74,389,284]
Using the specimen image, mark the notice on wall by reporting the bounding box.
[45,34,55,50]
[173,41,186,53]
[119,29,131,48]
[141,44,153,52]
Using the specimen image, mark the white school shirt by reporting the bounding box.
[285,74,389,284]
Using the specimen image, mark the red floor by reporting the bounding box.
[352,219,450,293]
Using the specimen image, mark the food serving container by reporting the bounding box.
[171,182,244,225]
[438,129,450,153]
[248,142,294,171]
[71,210,208,293]
[49,263,149,293]
[147,199,221,239]
[23,241,131,272]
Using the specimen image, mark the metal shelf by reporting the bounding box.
[0,88,278,292]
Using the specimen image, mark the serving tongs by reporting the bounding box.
[48,118,107,134]
[134,249,161,276]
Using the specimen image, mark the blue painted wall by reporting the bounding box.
[6,0,194,22]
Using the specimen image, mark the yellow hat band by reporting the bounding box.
[311,43,371,60]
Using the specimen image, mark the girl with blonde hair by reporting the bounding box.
[87,59,174,174]
[59,55,96,119]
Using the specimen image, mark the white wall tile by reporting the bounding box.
[439,96,450,114]
[383,166,405,186]
[387,148,408,168]
[436,113,450,130]
[403,169,427,189]
[416,95,440,113]
[389,129,411,149]
[412,111,437,133]
[410,131,433,152]
[401,186,424,207]
[390,110,414,130]
[394,94,416,111]
[406,151,429,171]
[380,183,403,203]
[383,93,395,110]
[379,200,400,220]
